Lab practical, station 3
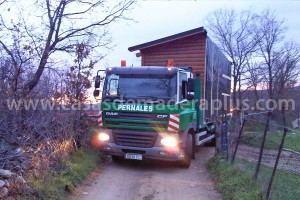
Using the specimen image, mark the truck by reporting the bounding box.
[93,64,217,168]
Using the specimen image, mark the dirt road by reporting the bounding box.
[237,144,300,175]
[70,147,221,200]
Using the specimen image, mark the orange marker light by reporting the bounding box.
[121,60,126,67]
[167,59,174,67]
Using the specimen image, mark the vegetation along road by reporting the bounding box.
[70,147,221,200]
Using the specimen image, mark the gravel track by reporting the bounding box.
[69,147,221,200]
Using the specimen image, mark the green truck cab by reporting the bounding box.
[93,66,215,168]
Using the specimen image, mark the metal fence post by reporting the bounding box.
[221,120,228,159]
[254,111,271,180]
[266,110,288,200]
[231,118,246,164]
[215,118,222,154]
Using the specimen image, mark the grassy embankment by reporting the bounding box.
[240,126,300,199]
[208,156,263,200]
[242,125,300,152]
[29,148,101,199]
[209,126,300,200]
[237,159,300,200]
[209,156,300,200]
[28,127,103,199]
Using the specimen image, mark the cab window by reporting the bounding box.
[179,72,187,101]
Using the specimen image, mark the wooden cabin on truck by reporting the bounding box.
[128,27,232,121]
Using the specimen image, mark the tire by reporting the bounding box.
[178,134,192,168]
[111,155,122,163]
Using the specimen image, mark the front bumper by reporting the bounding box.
[99,142,185,161]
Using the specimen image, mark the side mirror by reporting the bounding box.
[95,75,101,88]
[187,94,194,100]
[187,78,195,92]
[182,80,187,99]
[93,90,100,97]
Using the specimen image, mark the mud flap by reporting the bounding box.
[192,134,196,159]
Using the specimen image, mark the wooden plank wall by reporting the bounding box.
[140,33,207,97]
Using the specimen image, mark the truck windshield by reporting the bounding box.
[103,74,177,102]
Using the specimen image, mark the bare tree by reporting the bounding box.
[0,0,135,97]
[272,42,300,100]
[255,9,285,101]
[0,1,136,191]
[254,10,300,119]
[0,0,6,6]
[63,43,97,104]
[205,9,261,108]
[244,59,265,106]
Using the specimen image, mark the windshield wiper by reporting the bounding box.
[135,96,171,104]
[105,96,125,103]
[113,99,125,103]
[136,95,158,100]
[136,96,161,103]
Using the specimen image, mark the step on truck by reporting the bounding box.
[93,65,216,168]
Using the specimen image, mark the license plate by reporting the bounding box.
[124,153,143,160]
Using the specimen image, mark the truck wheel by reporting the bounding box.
[111,155,122,163]
[179,134,192,168]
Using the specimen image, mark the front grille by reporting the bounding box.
[113,129,158,148]
[105,112,169,121]
[104,112,168,129]
[108,121,163,128]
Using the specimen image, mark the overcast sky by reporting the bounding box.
[98,0,300,68]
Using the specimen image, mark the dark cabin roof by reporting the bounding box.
[106,66,178,75]
[128,27,207,52]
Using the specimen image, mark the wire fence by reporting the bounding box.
[222,110,300,200]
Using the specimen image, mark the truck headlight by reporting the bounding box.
[98,132,110,142]
[161,137,178,148]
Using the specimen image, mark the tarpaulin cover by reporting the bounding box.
[205,37,231,121]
